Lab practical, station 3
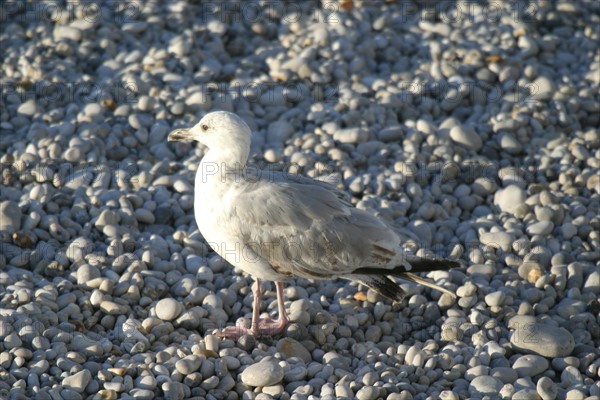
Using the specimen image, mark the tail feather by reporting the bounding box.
[350,275,406,302]
[396,272,456,298]
[351,257,459,300]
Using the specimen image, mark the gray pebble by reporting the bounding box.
[155,298,183,321]
[510,323,575,357]
[77,264,100,285]
[526,221,554,236]
[531,76,556,101]
[536,376,557,400]
[469,375,503,397]
[161,382,189,400]
[4,333,23,349]
[449,125,482,151]
[333,128,368,144]
[175,355,203,375]
[134,208,155,224]
[241,360,284,387]
[0,201,21,234]
[561,366,583,387]
[53,26,82,42]
[62,370,91,393]
[99,301,128,315]
[512,354,549,377]
[276,338,312,363]
[356,386,380,400]
[494,185,526,214]
[484,290,506,307]
[480,231,514,252]
[17,99,37,116]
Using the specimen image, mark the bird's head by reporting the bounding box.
[168,111,252,152]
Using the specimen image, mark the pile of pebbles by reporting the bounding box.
[1,1,599,399]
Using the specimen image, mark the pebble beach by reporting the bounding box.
[0,1,599,399]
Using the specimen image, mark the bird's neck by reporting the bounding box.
[197,147,249,184]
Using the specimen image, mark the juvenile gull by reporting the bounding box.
[169,111,459,338]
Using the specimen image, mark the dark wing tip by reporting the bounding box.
[354,275,406,302]
[407,257,460,273]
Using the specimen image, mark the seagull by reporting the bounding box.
[168,111,459,339]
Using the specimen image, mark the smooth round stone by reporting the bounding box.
[135,375,157,390]
[62,370,91,393]
[95,209,119,228]
[465,366,489,381]
[131,388,154,399]
[99,301,129,315]
[53,26,82,41]
[518,262,544,284]
[494,185,526,214]
[512,355,549,377]
[138,96,155,112]
[0,200,21,234]
[472,177,497,196]
[134,208,155,224]
[161,382,188,400]
[173,180,193,193]
[583,270,600,293]
[510,323,575,357]
[155,298,183,321]
[551,357,579,371]
[564,389,585,400]
[526,221,554,236]
[536,376,557,400]
[377,126,403,142]
[485,341,506,359]
[479,231,515,252]
[333,128,368,143]
[484,290,506,307]
[322,351,351,369]
[469,376,503,396]
[499,132,522,154]
[512,388,541,400]
[560,223,577,239]
[561,366,583,387]
[175,355,203,374]
[77,264,101,285]
[449,124,482,151]
[267,120,294,143]
[185,92,211,111]
[555,298,586,319]
[456,282,478,297]
[17,99,37,116]
[356,386,380,400]
[276,337,312,364]
[240,361,284,387]
[64,146,83,162]
[4,333,23,349]
[491,367,518,384]
[530,76,556,100]
[262,385,285,397]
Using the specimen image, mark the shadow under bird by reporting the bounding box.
[168,111,459,339]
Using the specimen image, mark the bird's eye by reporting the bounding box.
[201,124,209,131]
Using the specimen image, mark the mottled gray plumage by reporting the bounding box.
[169,111,458,337]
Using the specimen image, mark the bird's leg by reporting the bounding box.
[255,281,289,335]
[250,278,263,333]
[216,279,262,340]
[217,279,288,339]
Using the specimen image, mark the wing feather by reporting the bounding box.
[223,172,408,279]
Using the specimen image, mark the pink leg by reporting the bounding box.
[217,280,289,339]
[256,281,289,334]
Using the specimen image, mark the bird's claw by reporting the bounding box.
[216,317,288,340]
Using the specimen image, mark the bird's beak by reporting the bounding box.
[168,128,193,142]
